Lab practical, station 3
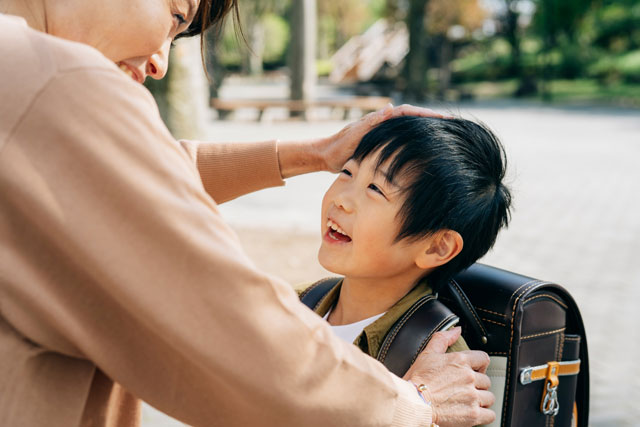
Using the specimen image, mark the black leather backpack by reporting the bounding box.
[300,263,589,427]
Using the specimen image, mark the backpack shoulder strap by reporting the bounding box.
[377,295,459,377]
[299,277,342,311]
[301,278,459,378]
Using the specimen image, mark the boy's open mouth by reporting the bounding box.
[326,219,352,243]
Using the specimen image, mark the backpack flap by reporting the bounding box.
[507,286,575,427]
[513,284,589,427]
[444,264,589,427]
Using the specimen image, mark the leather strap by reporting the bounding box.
[299,277,341,311]
[520,360,581,385]
[442,278,489,348]
[377,296,459,377]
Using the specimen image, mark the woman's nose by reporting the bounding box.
[146,39,171,80]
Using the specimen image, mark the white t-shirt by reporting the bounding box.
[324,309,386,344]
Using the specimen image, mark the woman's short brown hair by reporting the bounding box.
[177,0,239,39]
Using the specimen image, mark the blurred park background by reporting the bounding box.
[148,0,640,133]
[142,0,640,426]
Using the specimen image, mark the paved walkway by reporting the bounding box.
[144,100,640,426]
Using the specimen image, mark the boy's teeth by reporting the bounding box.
[327,219,347,236]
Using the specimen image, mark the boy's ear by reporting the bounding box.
[415,230,463,270]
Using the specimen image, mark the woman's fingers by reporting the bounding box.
[391,104,442,118]
[475,371,492,391]
[461,350,491,373]
[478,389,496,408]
[319,104,450,173]
[389,104,453,119]
[475,407,497,425]
[369,103,449,126]
[406,347,497,427]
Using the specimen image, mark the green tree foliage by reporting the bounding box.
[317,0,382,59]
[215,0,289,73]
[427,0,485,96]
[531,0,640,85]
[533,0,595,44]
[533,0,597,86]
[583,1,640,83]
[586,0,640,51]
[262,14,290,65]
[385,0,486,99]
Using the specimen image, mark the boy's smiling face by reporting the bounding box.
[318,151,431,283]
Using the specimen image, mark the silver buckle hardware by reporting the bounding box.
[518,360,580,418]
[542,381,560,416]
[520,367,533,385]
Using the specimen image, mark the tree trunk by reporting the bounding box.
[402,0,429,101]
[166,38,209,139]
[539,0,557,101]
[248,19,265,75]
[290,0,317,118]
[145,38,208,138]
[504,4,521,77]
[204,31,227,100]
[438,37,452,100]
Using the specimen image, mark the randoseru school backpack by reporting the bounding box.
[300,263,589,427]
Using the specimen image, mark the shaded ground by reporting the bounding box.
[144,98,640,426]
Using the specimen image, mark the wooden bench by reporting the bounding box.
[211,96,392,121]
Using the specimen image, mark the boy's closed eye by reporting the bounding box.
[340,167,389,200]
[367,183,387,199]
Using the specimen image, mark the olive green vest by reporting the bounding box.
[298,278,468,358]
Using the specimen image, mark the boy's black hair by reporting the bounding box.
[352,116,512,288]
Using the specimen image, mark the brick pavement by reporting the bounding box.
[144,102,640,426]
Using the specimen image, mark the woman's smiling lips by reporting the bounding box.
[117,62,144,84]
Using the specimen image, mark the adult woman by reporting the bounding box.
[0,1,495,426]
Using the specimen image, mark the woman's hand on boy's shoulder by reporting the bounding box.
[403,327,495,427]
[317,104,450,173]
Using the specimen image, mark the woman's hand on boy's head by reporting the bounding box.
[317,104,450,173]
[403,327,495,427]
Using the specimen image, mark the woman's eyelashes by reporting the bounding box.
[340,168,352,177]
[174,13,187,26]
[173,13,188,34]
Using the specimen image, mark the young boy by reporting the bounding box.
[300,115,511,357]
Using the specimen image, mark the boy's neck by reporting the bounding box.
[327,275,421,326]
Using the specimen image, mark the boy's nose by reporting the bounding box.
[333,193,354,213]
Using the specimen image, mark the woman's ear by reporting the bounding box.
[415,230,463,270]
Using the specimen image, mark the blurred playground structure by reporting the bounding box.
[328,19,408,84]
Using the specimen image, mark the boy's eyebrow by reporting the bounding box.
[374,167,400,189]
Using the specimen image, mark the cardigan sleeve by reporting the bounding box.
[0,66,431,427]
[178,139,285,204]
